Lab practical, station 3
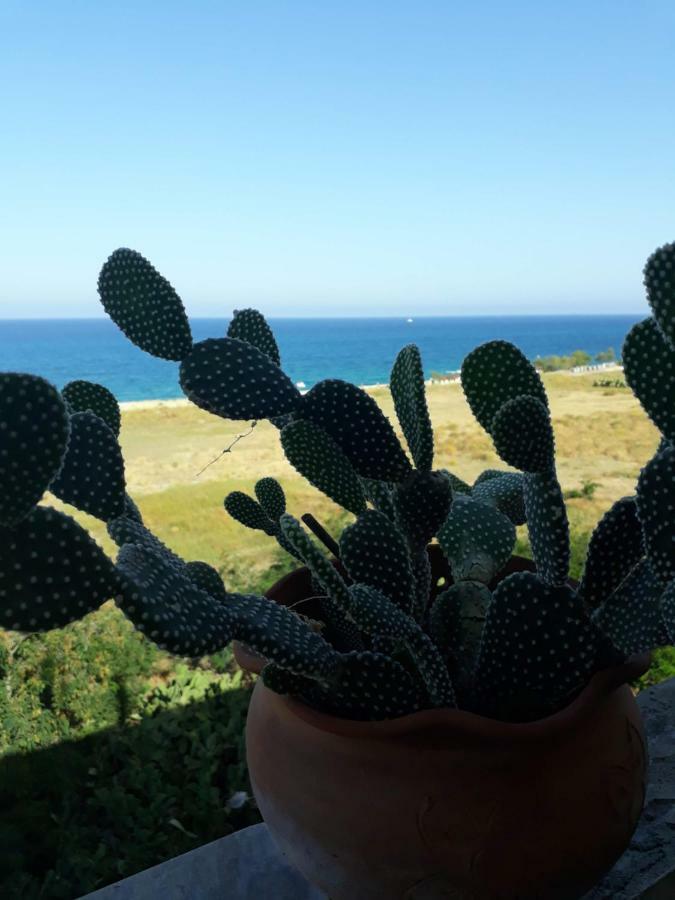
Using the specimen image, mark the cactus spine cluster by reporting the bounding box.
[2,243,675,722]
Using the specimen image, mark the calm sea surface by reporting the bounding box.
[0,316,642,402]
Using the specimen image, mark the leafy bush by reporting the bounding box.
[0,663,256,899]
[0,604,158,755]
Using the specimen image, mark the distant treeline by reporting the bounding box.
[534,347,617,372]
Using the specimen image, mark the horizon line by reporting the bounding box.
[0,312,648,322]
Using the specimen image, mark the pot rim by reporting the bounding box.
[266,652,650,744]
[239,553,651,744]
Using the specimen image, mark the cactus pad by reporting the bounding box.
[471,471,526,525]
[180,337,300,420]
[461,340,548,433]
[394,470,452,548]
[429,581,491,674]
[0,373,70,527]
[50,411,126,521]
[578,497,644,608]
[592,560,667,655]
[97,248,193,361]
[108,516,186,573]
[116,543,237,654]
[224,491,277,535]
[439,469,472,496]
[324,650,425,720]
[227,592,340,679]
[349,583,455,707]
[340,510,414,612]
[62,380,121,437]
[281,419,367,515]
[523,472,570,585]
[475,572,622,721]
[491,395,555,473]
[437,495,515,584]
[227,308,281,365]
[300,379,412,481]
[390,344,434,470]
[254,477,286,521]
[623,317,675,442]
[636,443,675,583]
[361,478,397,519]
[279,514,352,610]
[185,560,227,600]
[120,494,143,524]
[644,241,675,350]
[0,506,118,631]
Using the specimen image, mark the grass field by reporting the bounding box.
[52,371,659,592]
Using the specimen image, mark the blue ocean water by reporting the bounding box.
[0,316,642,403]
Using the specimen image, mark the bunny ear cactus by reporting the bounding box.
[98,249,193,361]
[180,338,301,421]
[0,506,119,631]
[437,495,515,585]
[390,344,434,471]
[300,380,412,481]
[185,560,228,601]
[462,340,570,585]
[0,373,70,527]
[578,497,644,609]
[254,477,286,521]
[471,471,526,526]
[62,379,121,437]
[50,411,126,521]
[474,572,622,721]
[281,418,367,515]
[340,510,415,614]
[227,308,281,366]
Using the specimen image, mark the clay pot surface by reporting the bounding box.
[239,552,649,900]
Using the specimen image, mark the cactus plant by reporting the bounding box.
[3,242,675,724]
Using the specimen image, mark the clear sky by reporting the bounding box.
[1,1,674,318]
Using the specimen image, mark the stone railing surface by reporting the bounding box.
[81,678,675,900]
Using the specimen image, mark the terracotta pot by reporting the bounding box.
[237,552,649,900]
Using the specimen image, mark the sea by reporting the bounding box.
[0,315,643,403]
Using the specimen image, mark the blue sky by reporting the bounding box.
[1,1,674,317]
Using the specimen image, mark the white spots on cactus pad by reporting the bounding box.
[340,510,414,613]
[98,248,193,361]
[636,444,675,584]
[300,379,412,482]
[437,495,515,585]
[179,338,300,421]
[390,344,434,471]
[281,419,366,516]
[461,340,548,434]
[227,308,281,366]
[578,497,643,608]
[644,242,675,351]
[522,472,570,585]
[50,411,126,522]
[623,317,675,443]
[0,373,70,527]
[62,380,121,437]
[0,506,117,631]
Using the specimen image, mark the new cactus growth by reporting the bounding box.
[3,242,675,723]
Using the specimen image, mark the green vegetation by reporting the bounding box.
[534,347,616,372]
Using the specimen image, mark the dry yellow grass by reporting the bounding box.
[51,371,659,593]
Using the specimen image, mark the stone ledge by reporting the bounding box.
[82,678,675,900]
[80,822,325,900]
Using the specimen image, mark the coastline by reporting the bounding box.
[118,379,462,412]
[119,365,624,412]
